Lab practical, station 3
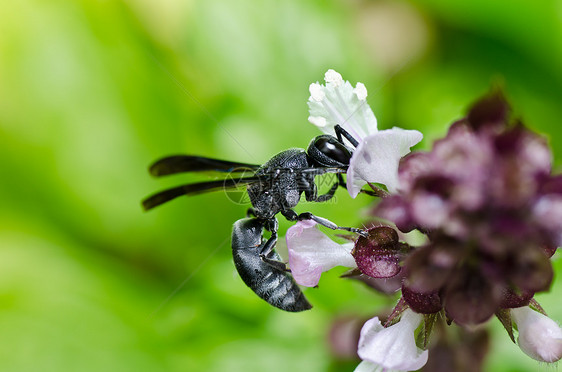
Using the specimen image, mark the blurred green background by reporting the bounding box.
[1,0,562,371]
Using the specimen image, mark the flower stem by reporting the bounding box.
[367,182,390,198]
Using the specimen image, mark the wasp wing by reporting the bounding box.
[149,155,260,177]
[142,176,263,211]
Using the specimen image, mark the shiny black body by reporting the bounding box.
[142,125,364,312]
[247,148,315,220]
[232,218,311,312]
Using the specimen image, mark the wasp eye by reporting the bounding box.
[311,136,352,166]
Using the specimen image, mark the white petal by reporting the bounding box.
[309,83,325,102]
[354,361,390,372]
[357,309,428,371]
[308,115,328,128]
[512,306,562,363]
[347,128,423,197]
[354,82,368,100]
[286,220,356,287]
[325,69,343,86]
[308,70,377,142]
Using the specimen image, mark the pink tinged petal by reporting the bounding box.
[286,220,355,287]
[516,307,562,359]
[375,196,416,233]
[357,309,428,371]
[329,317,363,359]
[347,128,423,197]
[511,306,562,363]
[397,152,433,193]
[410,193,450,229]
[533,194,562,246]
[520,131,552,175]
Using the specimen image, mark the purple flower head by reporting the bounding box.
[376,91,559,326]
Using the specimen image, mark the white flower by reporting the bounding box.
[511,306,562,363]
[308,69,377,141]
[354,361,401,372]
[355,309,428,372]
[308,69,423,196]
[347,128,423,196]
[286,220,356,287]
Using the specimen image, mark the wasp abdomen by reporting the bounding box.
[232,218,312,312]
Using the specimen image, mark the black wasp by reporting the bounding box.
[142,125,370,312]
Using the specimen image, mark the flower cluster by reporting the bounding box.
[287,71,562,371]
[377,92,558,323]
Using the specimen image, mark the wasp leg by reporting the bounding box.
[302,174,337,202]
[303,176,318,202]
[298,212,367,236]
[338,174,381,197]
[260,230,278,257]
[338,174,346,188]
[261,256,290,272]
[335,124,359,148]
[316,182,339,202]
[297,168,347,176]
[260,220,290,272]
[259,218,279,257]
[281,209,367,236]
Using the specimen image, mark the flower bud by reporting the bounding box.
[352,226,409,278]
[401,285,442,314]
[511,306,562,363]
